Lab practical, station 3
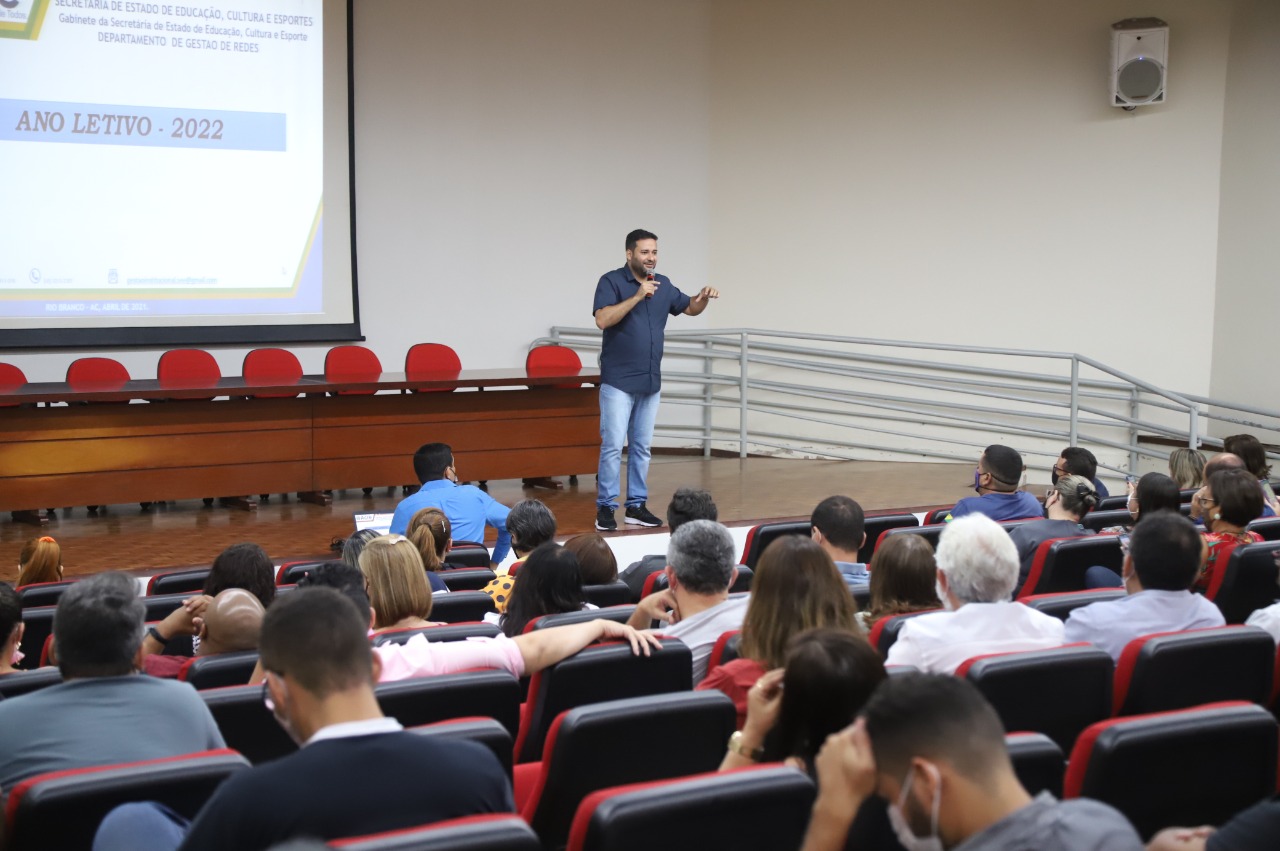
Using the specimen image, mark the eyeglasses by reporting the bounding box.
[1052,464,1067,476]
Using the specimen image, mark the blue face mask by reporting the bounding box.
[972,468,983,494]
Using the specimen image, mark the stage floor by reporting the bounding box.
[1,455,990,580]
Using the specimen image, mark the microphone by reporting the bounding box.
[645,271,656,298]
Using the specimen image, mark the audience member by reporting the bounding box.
[1054,446,1111,498]
[1195,467,1264,594]
[204,542,276,609]
[810,495,869,587]
[142,588,266,678]
[859,534,941,631]
[0,582,24,674]
[628,519,746,683]
[1111,472,1182,532]
[1224,433,1278,509]
[1008,474,1097,593]
[947,445,1042,522]
[495,543,589,637]
[799,674,1143,851]
[389,443,511,566]
[1168,447,1208,489]
[279,562,659,684]
[16,535,62,588]
[404,508,449,594]
[94,587,513,851]
[505,499,557,571]
[618,487,718,598]
[562,533,618,584]
[698,537,859,727]
[885,515,1064,673]
[341,529,381,571]
[359,535,440,632]
[409,507,452,561]
[1148,795,1280,851]
[1063,511,1224,660]
[1191,453,1275,521]
[0,572,224,791]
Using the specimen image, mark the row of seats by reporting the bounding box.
[0,343,583,399]
[6,697,1274,849]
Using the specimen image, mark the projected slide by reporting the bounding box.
[0,0,325,323]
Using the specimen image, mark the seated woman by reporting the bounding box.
[16,536,62,588]
[204,542,276,609]
[358,535,441,633]
[1224,433,1279,512]
[0,583,25,674]
[697,536,858,728]
[341,529,382,570]
[403,510,450,594]
[1008,475,1098,593]
[1105,471,1181,533]
[494,542,589,637]
[1169,446,1208,490]
[483,499,558,612]
[1197,467,1265,595]
[562,533,618,585]
[858,534,941,632]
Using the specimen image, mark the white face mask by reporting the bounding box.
[888,763,944,851]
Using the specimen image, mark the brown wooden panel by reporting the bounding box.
[0,430,312,477]
[0,398,312,442]
[0,462,313,510]
[313,446,599,491]
[312,415,600,460]
[310,387,598,426]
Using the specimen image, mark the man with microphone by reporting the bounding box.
[592,229,719,531]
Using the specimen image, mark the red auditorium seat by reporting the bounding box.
[1112,625,1275,716]
[525,344,584,389]
[582,581,631,608]
[738,521,809,568]
[1017,535,1124,598]
[146,567,212,596]
[1065,702,1278,840]
[65,356,130,394]
[371,622,501,646]
[441,543,494,568]
[566,766,815,851]
[276,558,343,585]
[178,650,260,690]
[241,347,304,398]
[15,579,77,609]
[1207,539,1280,620]
[325,344,383,395]
[641,568,752,599]
[706,630,742,674]
[867,609,942,657]
[404,343,462,392]
[859,513,920,562]
[524,607,637,632]
[3,749,249,851]
[1018,588,1127,621]
[332,815,542,851]
[521,692,736,850]
[515,640,693,763]
[157,348,221,398]
[0,362,27,406]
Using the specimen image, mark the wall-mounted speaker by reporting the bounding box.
[1110,18,1168,108]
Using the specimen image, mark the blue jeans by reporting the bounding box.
[597,383,660,510]
[93,802,188,851]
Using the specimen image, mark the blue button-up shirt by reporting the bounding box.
[389,480,511,563]
[593,265,690,395]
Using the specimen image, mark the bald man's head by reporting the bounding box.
[1205,452,1246,478]
[198,588,265,656]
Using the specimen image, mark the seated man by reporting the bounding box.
[811,495,869,587]
[885,515,1065,674]
[947,444,1044,522]
[800,673,1142,851]
[619,487,719,599]
[0,572,224,792]
[389,443,511,567]
[628,519,747,683]
[1149,795,1280,851]
[1054,446,1111,499]
[1191,452,1277,520]
[94,587,513,851]
[1064,511,1224,660]
[142,588,265,678]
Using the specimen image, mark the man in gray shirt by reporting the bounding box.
[800,674,1143,851]
[0,572,225,792]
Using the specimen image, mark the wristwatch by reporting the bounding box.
[727,730,764,762]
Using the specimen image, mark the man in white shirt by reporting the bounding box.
[629,519,747,683]
[1064,510,1225,660]
[885,514,1065,674]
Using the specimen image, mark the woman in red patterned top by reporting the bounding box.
[697,536,859,728]
[1197,467,1264,596]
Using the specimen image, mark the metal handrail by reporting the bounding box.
[534,327,1280,481]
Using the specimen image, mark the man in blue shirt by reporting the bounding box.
[592,229,719,532]
[389,443,511,567]
[947,444,1044,522]
[810,495,869,587]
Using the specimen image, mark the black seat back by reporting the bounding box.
[430,591,498,623]
[1005,732,1065,798]
[180,650,260,690]
[439,568,497,592]
[1213,540,1280,624]
[146,568,212,596]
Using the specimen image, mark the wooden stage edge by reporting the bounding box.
[0,455,982,581]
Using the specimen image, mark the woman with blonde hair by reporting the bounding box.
[697,536,859,728]
[17,536,62,588]
[358,535,440,632]
[404,508,450,593]
[1169,447,1208,490]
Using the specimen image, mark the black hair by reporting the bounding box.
[260,587,373,698]
[508,499,557,555]
[981,445,1023,490]
[205,542,276,608]
[625,229,658,251]
[810,495,865,551]
[1128,510,1203,591]
[412,443,453,483]
[54,572,145,679]
[1224,434,1272,480]
[667,487,718,532]
[862,673,1009,781]
[1134,472,1181,519]
[1060,447,1099,481]
[0,583,21,646]
[1208,467,1265,528]
[296,562,372,627]
[501,543,585,637]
